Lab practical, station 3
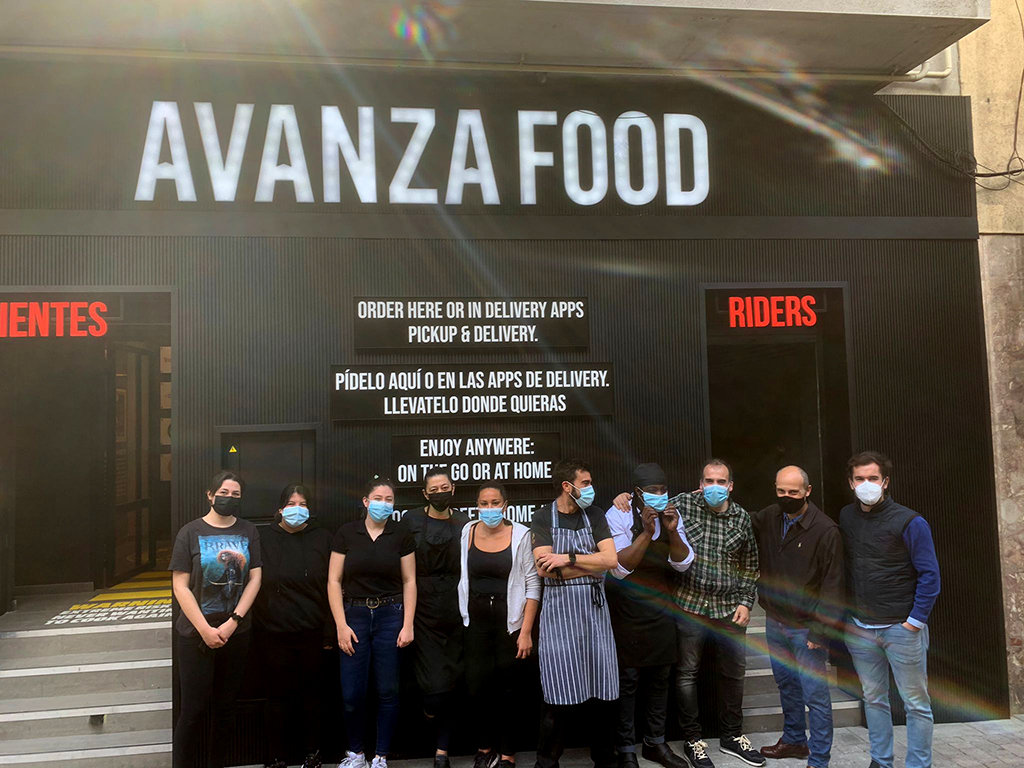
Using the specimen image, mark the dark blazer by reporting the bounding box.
[751,501,844,645]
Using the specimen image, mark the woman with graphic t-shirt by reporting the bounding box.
[169,471,263,768]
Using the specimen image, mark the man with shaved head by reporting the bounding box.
[751,466,844,768]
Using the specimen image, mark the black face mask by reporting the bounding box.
[426,491,453,511]
[212,495,242,517]
[777,495,806,516]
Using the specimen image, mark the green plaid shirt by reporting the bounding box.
[668,491,759,619]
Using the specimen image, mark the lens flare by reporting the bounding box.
[389,1,462,60]
[615,569,1006,722]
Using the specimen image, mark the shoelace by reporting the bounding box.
[342,752,364,768]
[690,741,709,760]
[734,736,753,752]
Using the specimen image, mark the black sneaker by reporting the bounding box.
[617,753,639,768]
[718,736,765,767]
[474,752,499,768]
[642,742,689,768]
[303,752,323,768]
[435,754,452,768]
[684,740,714,768]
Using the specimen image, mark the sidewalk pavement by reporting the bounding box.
[380,717,1024,768]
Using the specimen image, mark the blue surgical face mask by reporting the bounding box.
[479,508,504,528]
[572,484,596,510]
[367,499,394,523]
[703,484,730,508]
[281,505,309,527]
[643,492,669,512]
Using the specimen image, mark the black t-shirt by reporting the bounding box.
[331,518,416,600]
[169,516,263,637]
[531,504,612,548]
[253,522,334,635]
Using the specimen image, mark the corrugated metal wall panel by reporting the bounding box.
[0,235,1005,738]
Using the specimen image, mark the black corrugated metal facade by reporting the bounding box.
[0,56,1008,758]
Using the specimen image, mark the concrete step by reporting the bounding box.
[0,647,171,699]
[743,688,863,733]
[0,728,171,767]
[743,661,839,696]
[0,622,170,660]
[0,689,172,741]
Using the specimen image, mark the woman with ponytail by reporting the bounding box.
[328,477,417,768]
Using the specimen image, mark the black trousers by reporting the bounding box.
[173,629,251,768]
[615,664,672,752]
[260,629,324,763]
[675,614,747,742]
[535,699,616,768]
[465,592,523,756]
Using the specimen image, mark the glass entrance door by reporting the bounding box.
[108,344,153,585]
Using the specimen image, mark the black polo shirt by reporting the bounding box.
[331,518,416,600]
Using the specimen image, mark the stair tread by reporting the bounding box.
[0,688,171,716]
[0,646,170,671]
[745,654,772,670]
[744,688,857,709]
[0,727,172,756]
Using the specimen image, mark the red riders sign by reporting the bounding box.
[727,295,818,328]
[0,301,109,338]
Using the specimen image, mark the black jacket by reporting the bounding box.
[751,501,844,645]
[253,520,334,638]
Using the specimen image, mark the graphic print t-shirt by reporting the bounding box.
[169,516,263,637]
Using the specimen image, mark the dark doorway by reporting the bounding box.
[704,286,853,517]
[1,291,172,594]
[708,340,823,512]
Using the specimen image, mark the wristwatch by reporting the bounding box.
[568,552,577,566]
[229,612,244,623]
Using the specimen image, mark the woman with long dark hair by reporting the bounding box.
[254,484,334,768]
[328,477,416,768]
[170,471,263,768]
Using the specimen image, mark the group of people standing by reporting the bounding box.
[169,449,940,768]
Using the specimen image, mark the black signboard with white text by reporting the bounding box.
[391,432,561,486]
[330,363,614,421]
[355,297,589,350]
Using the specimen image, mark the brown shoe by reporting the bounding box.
[759,740,809,760]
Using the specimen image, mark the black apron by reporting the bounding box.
[405,507,468,695]
[604,509,679,668]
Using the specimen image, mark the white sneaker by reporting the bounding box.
[341,751,368,768]
[371,756,388,768]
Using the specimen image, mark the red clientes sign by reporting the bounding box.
[0,301,109,338]
[728,295,817,328]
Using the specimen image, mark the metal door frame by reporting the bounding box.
[106,342,156,586]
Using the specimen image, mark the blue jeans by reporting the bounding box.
[845,623,932,768]
[765,618,832,768]
[340,602,404,756]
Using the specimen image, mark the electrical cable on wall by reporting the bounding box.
[881,0,1024,189]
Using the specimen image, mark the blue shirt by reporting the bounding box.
[781,510,805,540]
[852,515,940,630]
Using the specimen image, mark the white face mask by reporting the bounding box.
[855,481,884,506]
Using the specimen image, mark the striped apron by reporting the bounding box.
[538,501,619,705]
